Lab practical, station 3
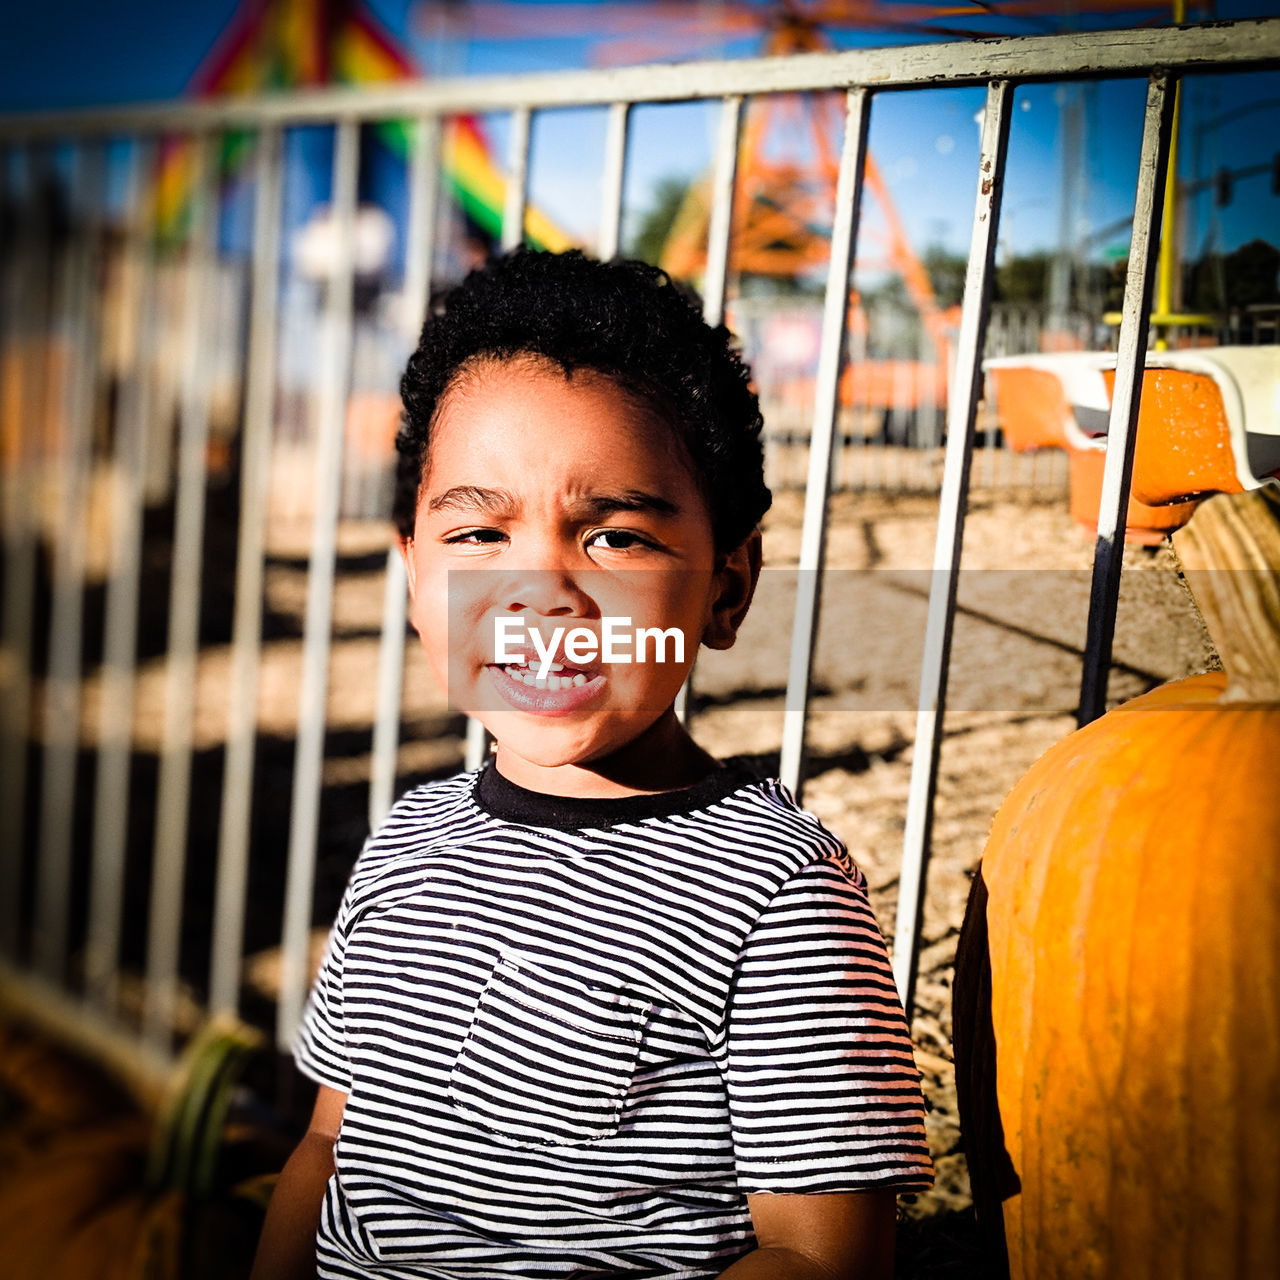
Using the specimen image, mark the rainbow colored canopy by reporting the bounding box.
[158,0,570,252]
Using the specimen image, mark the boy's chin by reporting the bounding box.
[477,715,617,771]
[479,709,680,774]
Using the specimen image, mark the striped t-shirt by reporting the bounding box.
[294,763,933,1279]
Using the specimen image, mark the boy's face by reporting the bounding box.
[400,355,758,793]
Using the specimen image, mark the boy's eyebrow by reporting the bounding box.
[427,485,517,514]
[428,487,682,519]
[572,490,681,519]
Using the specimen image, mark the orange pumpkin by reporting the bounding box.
[956,488,1280,1280]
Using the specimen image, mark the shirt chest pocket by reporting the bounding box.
[449,954,651,1148]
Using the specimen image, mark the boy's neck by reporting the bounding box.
[491,710,720,799]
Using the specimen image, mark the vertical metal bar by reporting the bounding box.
[370,114,440,830]
[702,94,743,328]
[892,80,1013,1011]
[597,101,630,261]
[143,132,218,1049]
[36,143,104,980]
[209,126,283,1017]
[849,306,869,494]
[463,714,490,772]
[84,138,159,1007]
[464,105,532,769]
[673,94,743,726]
[0,145,44,961]
[16,144,60,975]
[0,143,13,956]
[890,356,906,489]
[917,322,940,489]
[779,89,871,797]
[403,116,441,343]
[1078,73,1175,726]
[501,106,531,253]
[371,550,409,826]
[278,119,359,1049]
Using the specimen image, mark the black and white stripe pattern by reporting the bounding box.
[295,765,933,1278]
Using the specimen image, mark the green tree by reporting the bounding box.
[994,251,1051,305]
[627,176,691,265]
[1190,238,1280,310]
[922,244,967,308]
[1223,239,1280,307]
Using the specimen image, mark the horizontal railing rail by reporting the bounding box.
[2,20,1278,135]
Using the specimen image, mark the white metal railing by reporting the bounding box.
[1,19,1278,1068]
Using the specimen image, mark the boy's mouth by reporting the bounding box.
[494,658,593,690]
[484,654,607,717]
[488,651,601,690]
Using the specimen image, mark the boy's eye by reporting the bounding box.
[586,529,653,552]
[444,528,506,545]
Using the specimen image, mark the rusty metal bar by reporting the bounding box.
[779,89,872,798]
[892,80,1013,1011]
[1077,73,1176,726]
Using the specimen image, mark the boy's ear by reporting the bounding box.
[398,535,418,602]
[702,528,762,651]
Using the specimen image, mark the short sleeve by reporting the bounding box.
[293,902,353,1093]
[725,857,934,1194]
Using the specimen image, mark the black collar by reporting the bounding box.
[472,760,757,831]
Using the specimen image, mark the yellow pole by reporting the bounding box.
[1104,5,1216,343]
[1154,0,1187,351]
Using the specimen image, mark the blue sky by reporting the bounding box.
[2,0,1278,268]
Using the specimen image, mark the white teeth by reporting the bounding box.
[502,665,592,690]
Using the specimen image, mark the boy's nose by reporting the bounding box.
[499,565,595,619]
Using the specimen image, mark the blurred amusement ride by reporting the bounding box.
[135,0,1276,543]
[11,0,1279,543]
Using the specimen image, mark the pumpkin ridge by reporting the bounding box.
[1122,775,1203,1278]
[1073,752,1155,1279]
[1223,712,1280,1273]
[1016,747,1143,1279]
[1185,712,1239,1278]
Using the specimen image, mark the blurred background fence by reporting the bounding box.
[1,11,1278,1098]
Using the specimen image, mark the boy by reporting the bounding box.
[252,250,933,1280]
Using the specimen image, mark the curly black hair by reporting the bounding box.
[395,249,771,552]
